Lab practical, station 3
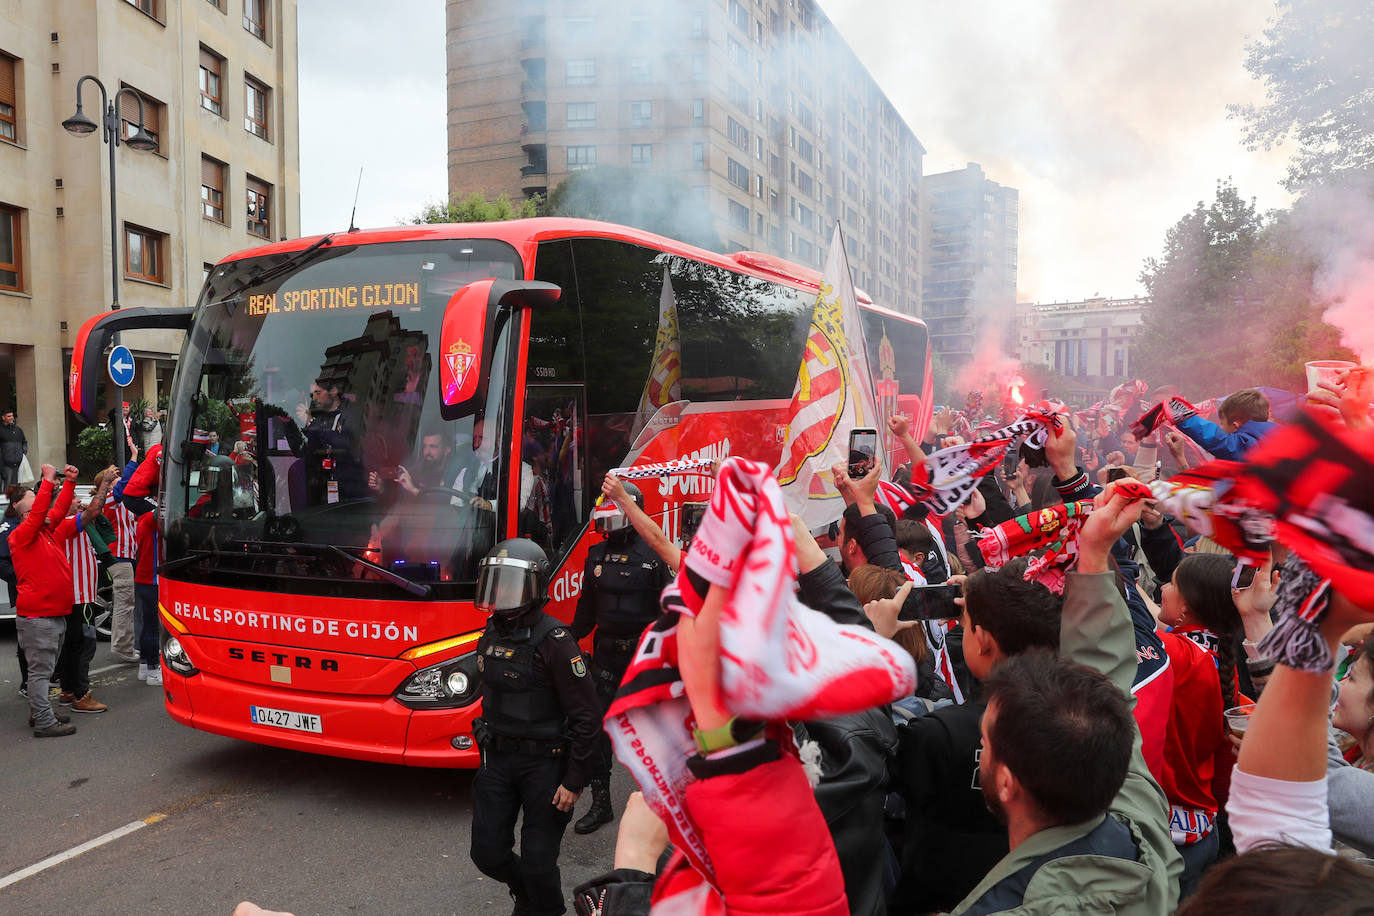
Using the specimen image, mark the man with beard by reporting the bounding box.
[950,484,1181,915]
[885,557,1062,915]
[394,432,461,494]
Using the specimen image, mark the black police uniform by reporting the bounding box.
[571,533,671,791]
[470,607,600,916]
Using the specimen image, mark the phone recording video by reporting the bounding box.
[1231,563,1259,590]
[898,583,963,621]
[848,427,879,479]
[1106,467,1130,483]
[680,502,707,547]
[1002,448,1020,476]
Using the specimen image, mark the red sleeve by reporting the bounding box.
[9,479,53,548]
[47,479,75,526]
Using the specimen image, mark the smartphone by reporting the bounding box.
[848,427,878,478]
[680,502,707,546]
[1002,448,1019,476]
[898,583,963,621]
[1107,467,1129,483]
[1231,563,1259,590]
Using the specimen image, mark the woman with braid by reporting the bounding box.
[1154,553,1250,899]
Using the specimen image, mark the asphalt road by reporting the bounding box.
[0,622,624,916]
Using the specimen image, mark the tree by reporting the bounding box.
[1135,178,1356,395]
[408,191,540,224]
[1231,0,1374,190]
[542,167,722,251]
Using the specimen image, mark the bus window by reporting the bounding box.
[162,239,522,598]
[520,385,586,561]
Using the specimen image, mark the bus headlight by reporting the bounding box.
[160,631,199,677]
[395,653,480,709]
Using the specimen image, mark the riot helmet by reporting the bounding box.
[475,538,551,618]
[592,480,644,535]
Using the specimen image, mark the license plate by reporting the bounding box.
[250,705,322,734]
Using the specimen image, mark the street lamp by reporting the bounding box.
[62,75,158,312]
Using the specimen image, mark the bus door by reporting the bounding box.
[519,384,588,569]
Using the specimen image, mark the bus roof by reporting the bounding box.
[220,218,925,328]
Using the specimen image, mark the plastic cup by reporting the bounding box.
[1305,360,1358,395]
[1224,703,1256,738]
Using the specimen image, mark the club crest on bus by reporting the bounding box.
[445,339,475,394]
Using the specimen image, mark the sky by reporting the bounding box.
[298,0,1295,304]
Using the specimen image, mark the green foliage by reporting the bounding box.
[1135,178,1356,396]
[409,191,541,224]
[75,425,113,477]
[1231,0,1374,190]
[542,167,722,251]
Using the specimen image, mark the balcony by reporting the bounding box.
[520,79,546,101]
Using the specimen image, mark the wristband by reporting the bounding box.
[693,716,762,754]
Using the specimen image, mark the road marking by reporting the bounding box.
[88,663,124,677]
[0,813,165,890]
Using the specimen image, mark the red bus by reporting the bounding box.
[68,218,932,767]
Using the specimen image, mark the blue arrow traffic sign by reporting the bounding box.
[108,345,136,388]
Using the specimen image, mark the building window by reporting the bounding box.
[729,0,748,30]
[690,12,705,37]
[728,36,745,67]
[118,84,162,152]
[692,142,705,168]
[201,157,226,223]
[797,203,814,231]
[124,0,160,19]
[565,59,595,86]
[0,54,19,144]
[727,117,748,150]
[243,0,267,40]
[629,18,650,41]
[566,17,595,42]
[244,76,269,139]
[627,57,650,82]
[566,102,595,128]
[691,55,705,81]
[755,174,764,198]
[246,177,271,238]
[124,224,165,283]
[630,144,652,167]
[199,47,224,116]
[692,98,704,125]
[567,145,596,171]
[206,0,224,10]
[0,204,22,291]
[630,100,652,126]
[728,78,749,112]
[729,200,750,232]
[727,157,749,191]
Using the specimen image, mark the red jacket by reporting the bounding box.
[134,510,158,585]
[1158,626,1244,846]
[124,443,162,500]
[10,479,79,617]
[652,753,850,915]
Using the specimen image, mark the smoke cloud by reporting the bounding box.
[1289,174,1374,363]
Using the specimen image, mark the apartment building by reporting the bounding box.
[446,0,926,315]
[0,0,299,467]
[922,163,1018,375]
[1015,296,1148,403]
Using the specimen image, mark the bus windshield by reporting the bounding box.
[162,238,523,599]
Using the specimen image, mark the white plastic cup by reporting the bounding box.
[1305,360,1357,395]
[1224,703,1256,738]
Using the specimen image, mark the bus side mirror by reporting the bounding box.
[439,280,560,421]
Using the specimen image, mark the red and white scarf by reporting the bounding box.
[608,457,716,480]
[605,457,916,897]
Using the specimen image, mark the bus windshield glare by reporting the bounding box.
[162,239,523,599]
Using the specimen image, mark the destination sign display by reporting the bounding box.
[247,281,421,317]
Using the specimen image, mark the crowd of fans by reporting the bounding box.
[569,374,1374,915]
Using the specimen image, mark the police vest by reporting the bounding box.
[476,613,566,742]
[586,539,665,639]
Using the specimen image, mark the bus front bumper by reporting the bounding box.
[162,666,482,768]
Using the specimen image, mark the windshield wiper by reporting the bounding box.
[325,544,432,598]
[157,549,215,576]
[215,233,337,306]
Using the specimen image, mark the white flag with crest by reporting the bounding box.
[775,224,880,529]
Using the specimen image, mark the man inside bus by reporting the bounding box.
[278,376,365,506]
[453,417,498,512]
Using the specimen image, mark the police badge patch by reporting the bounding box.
[571,656,587,678]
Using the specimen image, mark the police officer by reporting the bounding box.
[469,538,600,916]
[569,479,672,835]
